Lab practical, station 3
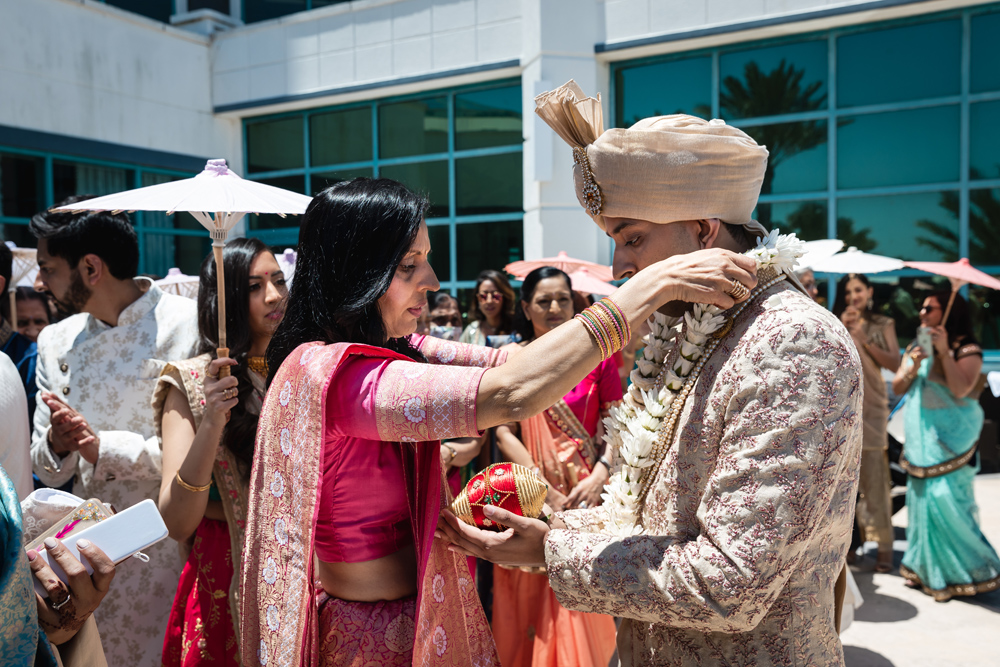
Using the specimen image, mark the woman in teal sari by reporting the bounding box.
[892,291,1000,601]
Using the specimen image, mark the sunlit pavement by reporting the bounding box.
[840,473,1000,667]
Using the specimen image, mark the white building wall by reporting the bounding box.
[211,0,524,111]
[0,0,237,165]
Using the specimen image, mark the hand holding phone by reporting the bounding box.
[916,326,935,362]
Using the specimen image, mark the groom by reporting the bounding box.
[439,82,863,666]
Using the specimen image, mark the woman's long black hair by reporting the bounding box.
[266,178,428,384]
[832,273,874,318]
[197,236,273,481]
[511,266,571,342]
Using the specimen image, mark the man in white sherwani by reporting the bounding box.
[29,200,197,667]
[440,82,864,666]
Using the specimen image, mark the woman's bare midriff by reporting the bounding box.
[317,543,418,602]
[204,500,226,521]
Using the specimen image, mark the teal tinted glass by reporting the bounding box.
[311,168,374,194]
[838,19,961,107]
[379,97,448,158]
[971,11,1000,93]
[52,161,134,203]
[143,233,212,278]
[970,277,1000,348]
[837,105,959,189]
[456,220,523,281]
[106,0,172,22]
[970,101,1000,181]
[614,57,711,127]
[720,40,827,120]
[0,154,44,218]
[249,176,306,230]
[456,153,522,217]
[754,200,828,240]
[427,224,450,281]
[970,188,1000,267]
[247,118,305,173]
[838,191,959,261]
[741,120,827,194]
[0,223,32,248]
[244,0,307,23]
[310,108,372,167]
[455,86,523,151]
[380,161,449,218]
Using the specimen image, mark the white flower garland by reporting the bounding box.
[600,230,805,536]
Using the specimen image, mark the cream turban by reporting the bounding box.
[535,80,769,236]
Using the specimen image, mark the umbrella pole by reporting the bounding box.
[7,290,15,329]
[213,237,230,379]
[940,288,958,328]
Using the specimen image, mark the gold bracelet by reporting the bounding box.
[175,470,212,493]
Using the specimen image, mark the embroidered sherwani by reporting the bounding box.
[30,280,198,667]
[544,283,863,666]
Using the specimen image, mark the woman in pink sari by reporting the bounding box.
[493,267,620,667]
[240,178,758,667]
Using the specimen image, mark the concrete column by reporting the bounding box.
[520,0,611,266]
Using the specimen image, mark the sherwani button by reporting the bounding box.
[562,568,572,580]
[60,363,68,372]
[62,387,70,396]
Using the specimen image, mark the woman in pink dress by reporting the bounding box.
[240,178,757,667]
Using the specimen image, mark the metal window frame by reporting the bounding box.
[609,3,1000,341]
[241,78,525,296]
[0,145,196,274]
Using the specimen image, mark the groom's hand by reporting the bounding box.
[435,506,548,568]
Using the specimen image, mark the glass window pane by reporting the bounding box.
[838,19,961,107]
[455,153,522,217]
[379,161,449,218]
[970,101,1000,181]
[614,57,711,127]
[0,223,34,248]
[310,108,372,167]
[972,11,1000,93]
[741,120,826,195]
[378,97,448,159]
[837,106,959,189]
[311,168,374,195]
[427,224,450,282]
[0,154,44,218]
[189,0,229,12]
[720,40,827,120]
[248,176,306,230]
[456,85,523,151]
[53,162,133,203]
[838,192,959,261]
[970,188,1000,267]
[754,200,827,240]
[246,118,304,173]
[970,279,1000,350]
[456,220,523,281]
[105,0,172,22]
[244,0,307,23]
[142,233,212,280]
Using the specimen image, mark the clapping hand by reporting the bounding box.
[43,393,99,464]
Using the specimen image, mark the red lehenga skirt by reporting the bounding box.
[162,518,239,666]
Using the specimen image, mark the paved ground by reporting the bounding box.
[840,473,1000,667]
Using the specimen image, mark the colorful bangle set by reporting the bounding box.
[574,297,631,360]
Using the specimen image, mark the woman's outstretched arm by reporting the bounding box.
[475,248,757,430]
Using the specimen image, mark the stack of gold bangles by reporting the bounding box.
[575,297,631,360]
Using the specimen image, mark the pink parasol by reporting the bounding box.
[505,251,613,282]
[904,258,1000,325]
[568,268,617,296]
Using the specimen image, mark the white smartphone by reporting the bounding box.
[30,499,168,599]
[916,326,935,362]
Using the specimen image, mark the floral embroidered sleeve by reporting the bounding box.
[543,325,863,632]
[326,353,488,442]
[410,334,507,368]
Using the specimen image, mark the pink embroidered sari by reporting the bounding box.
[240,336,503,667]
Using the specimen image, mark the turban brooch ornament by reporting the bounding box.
[573,146,603,216]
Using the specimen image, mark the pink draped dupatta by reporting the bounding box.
[240,341,500,667]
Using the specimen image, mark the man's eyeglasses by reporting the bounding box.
[919,305,941,313]
[477,291,503,303]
